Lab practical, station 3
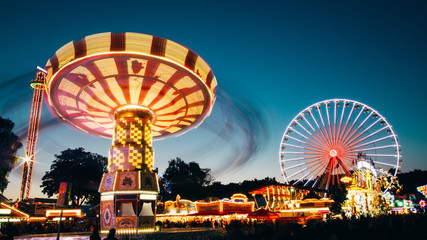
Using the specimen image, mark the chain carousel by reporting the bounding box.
[42,32,217,233]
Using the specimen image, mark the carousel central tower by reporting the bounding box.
[109,106,154,172]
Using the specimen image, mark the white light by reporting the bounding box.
[101,195,114,201]
[330,150,337,157]
[0,209,12,214]
[140,194,157,200]
[37,66,48,73]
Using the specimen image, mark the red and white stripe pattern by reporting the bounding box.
[43,33,217,139]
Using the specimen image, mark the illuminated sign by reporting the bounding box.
[222,202,254,213]
[46,209,83,218]
[340,176,353,184]
[196,201,221,213]
[196,201,254,214]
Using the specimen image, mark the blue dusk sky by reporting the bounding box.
[0,0,426,200]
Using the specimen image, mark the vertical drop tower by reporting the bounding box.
[20,69,46,200]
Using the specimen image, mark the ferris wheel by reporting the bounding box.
[279,99,401,190]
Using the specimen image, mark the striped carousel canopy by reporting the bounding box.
[44,32,217,139]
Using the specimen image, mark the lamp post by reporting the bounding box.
[290,187,295,222]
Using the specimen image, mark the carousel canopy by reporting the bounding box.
[44,32,217,139]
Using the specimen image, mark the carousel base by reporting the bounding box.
[98,170,159,232]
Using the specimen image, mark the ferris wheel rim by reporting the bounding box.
[279,98,401,188]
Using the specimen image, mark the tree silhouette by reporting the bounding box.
[40,147,107,206]
[397,169,427,199]
[328,184,348,214]
[0,116,22,192]
[162,158,213,199]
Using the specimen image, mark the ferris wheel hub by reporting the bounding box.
[329,150,338,157]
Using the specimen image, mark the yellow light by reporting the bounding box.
[279,207,330,213]
[340,176,353,183]
[0,203,29,218]
[46,209,82,217]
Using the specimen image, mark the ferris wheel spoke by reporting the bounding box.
[311,177,320,188]
[303,160,329,187]
[342,118,381,149]
[345,125,388,150]
[295,121,329,150]
[286,166,309,179]
[317,105,333,146]
[332,101,338,146]
[351,135,394,149]
[312,159,331,188]
[291,128,327,150]
[290,128,311,141]
[340,155,356,165]
[283,161,309,171]
[372,160,400,168]
[283,157,321,171]
[335,101,345,146]
[341,110,374,147]
[293,171,311,185]
[338,106,364,147]
[285,135,324,151]
[293,159,324,184]
[282,151,322,155]
[348,144,398,153]
[282,143,323,153]
[308,109,331,147]
[365,154,401,157]
[338,157,353,175]
[301,116,330,150]
[338,103,355,145]
[303,174,316,187]
[325,102,335,147]
[280,156,320,162]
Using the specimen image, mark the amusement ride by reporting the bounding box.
[279,99,401,191]
[19,67,46,200]
[25,32,217,233]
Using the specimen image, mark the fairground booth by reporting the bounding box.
[156,194,254,225]
[249,185,333,222]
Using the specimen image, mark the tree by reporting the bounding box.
[0,116,22,192]
[397,169,427,198]
[328,184,348,214]
[162,158,213,199]
[40,147,107,206]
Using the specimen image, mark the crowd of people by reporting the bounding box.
[1,213,427,239]
[224,213,427,240]
[0,218,97,239]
